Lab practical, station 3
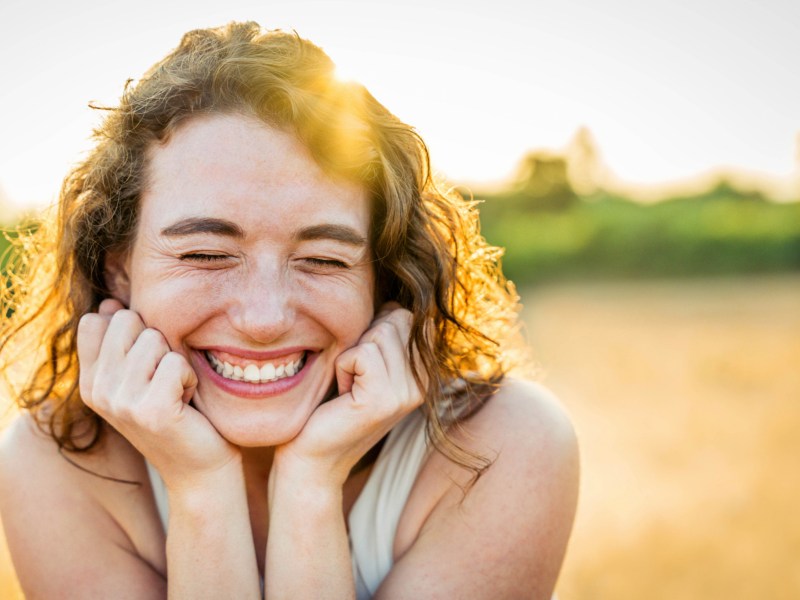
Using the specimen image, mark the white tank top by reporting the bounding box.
[145,409,430,599]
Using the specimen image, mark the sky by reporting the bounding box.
[1,0,799,213]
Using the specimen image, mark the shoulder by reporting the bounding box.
[419,377,579,496]
[0,411,140,493]
[442,377,580,519]
[0,412,71,490]
[0,412,167,595]
[0,410,143,530]
[462,377,578,466]
[386,379,578,598]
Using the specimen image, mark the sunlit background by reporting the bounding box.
[2,0,799,598]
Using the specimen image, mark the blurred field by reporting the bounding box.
[1,274,798,598]
[525,275,800,599]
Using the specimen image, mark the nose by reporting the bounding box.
[226,263,296,343]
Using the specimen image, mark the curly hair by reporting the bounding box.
[0,22,527,477]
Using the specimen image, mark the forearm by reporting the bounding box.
[165,460,261,600]
[266,467,354,600]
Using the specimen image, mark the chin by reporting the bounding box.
[199,403,311,448]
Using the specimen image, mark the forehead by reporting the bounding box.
[139,113,370,236]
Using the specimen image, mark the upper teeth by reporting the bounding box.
[207,352,305,383]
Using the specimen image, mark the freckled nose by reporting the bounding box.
[227,267,296,342]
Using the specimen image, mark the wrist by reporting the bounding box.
[270,445,349,489]
[268,455,343,514]
[165,454,246,513]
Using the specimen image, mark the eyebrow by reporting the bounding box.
[161,218,244,238]
[160,218,367,246]
[295,224,367,247]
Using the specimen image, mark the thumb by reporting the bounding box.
[334,346,358,396]
[151,351,198,405]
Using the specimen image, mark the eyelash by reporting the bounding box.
[304,257,350,269]
[179,253,230,262]
[179,254,350,269]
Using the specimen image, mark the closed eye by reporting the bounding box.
[303,257,350,269]
[179,253,232,263]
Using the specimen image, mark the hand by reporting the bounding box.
[77,299,239,490]
[272,302,427,489]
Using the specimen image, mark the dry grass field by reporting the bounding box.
[0,274,798,598]
[523,275,800,599]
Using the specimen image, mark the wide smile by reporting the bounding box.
[192,346,318,398]
[204,349,308,384]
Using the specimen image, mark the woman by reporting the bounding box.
[0,22,578,599]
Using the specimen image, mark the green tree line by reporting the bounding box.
[475,152,800,285]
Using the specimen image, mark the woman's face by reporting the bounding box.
[109,113,376,447]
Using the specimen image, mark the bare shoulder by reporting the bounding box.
[439,377,579,519]
[0,413,166,597]
[462,377,578,463]
[385,380,579,599]
[0,411,141,497]
[0,412,83,493]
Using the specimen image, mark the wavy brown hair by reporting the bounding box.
[0,22,527,477]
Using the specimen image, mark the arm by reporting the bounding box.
[164,458,259,599]
[75,300,261,599]
[266,466,353,598]
[265,304,424,599]
[0,419,257,600]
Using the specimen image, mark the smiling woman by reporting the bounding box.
[0,21,577,599]
[105,114,378,448]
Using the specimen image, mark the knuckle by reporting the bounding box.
[111,309,142,331]
[138,328,169,352]
[360,341,381,359]
[160,351,184,367]
[155,351,190,380]
[373,321,396,339]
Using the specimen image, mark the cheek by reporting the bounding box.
[296,276,375,344]
[128,271,222,348]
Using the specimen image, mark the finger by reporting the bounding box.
[149,351,198,406]
[77,313,111,371]
[358,320,409,392]
[382,308,428,386]
[98,298,126,317]
[97,309,147,365]
[334,342,389,403]
[361,308,420,389]
[77,299,128,377]
[77,313,112,402]
[123,328,171,383]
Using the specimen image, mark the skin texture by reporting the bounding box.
[0,113,579,599]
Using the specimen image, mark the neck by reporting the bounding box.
[240,445,276,482]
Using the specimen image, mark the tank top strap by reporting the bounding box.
[348,409,430,598]
[145,460,169,532]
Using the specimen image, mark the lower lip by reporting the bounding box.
[192,350,316,398]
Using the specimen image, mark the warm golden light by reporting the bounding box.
[1,2,799,598]
[2,0,799,213]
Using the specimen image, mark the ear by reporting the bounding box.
[103,251,132,307]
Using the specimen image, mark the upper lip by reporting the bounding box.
[195,345,316,361]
